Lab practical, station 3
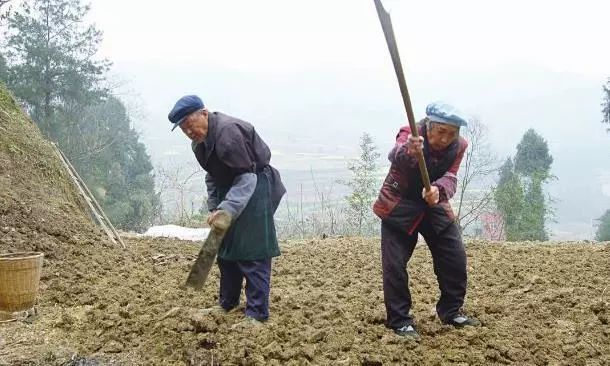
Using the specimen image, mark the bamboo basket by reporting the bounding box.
[0,252,44,313]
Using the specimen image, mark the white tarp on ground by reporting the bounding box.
[141,225,210,242]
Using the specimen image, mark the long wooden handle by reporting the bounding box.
[373,0,431,191]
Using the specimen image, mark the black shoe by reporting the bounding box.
[444,314,481,327]
[393,323,420,339]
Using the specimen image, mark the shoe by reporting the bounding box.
[231,315,264,329]
[393,323,420,339]
[200,305,231,315]
[444,314,481,327]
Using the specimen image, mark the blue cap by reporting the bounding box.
[168,95,205,131]
[425,102,468,127]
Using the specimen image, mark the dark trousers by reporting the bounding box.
[381,218,467,329]
[217,257,272,321]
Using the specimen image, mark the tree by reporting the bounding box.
[519,174,548,240]
[72,97,160,232]
[514,129,553,179]
[596,209,610,241]
[344,132,380,235]
[0,0,12,9]
[0,54,7,83]
[2,0,158,232]
[514,129,553,240]
[495,129,553,241]
[455,118,499,234]
[494,158,524,241]
[599,81,610,240]
[2,0,110,141]
[0,0,13,25]
[155,163,206,226]
[602,78,610,132]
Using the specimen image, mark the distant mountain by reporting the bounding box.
[113,61,609,239]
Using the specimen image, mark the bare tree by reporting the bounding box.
[275,170,349,239]
[0,0,13,27]
[276,133,382,239]
[155,163,205,226]
[455,118,500,235]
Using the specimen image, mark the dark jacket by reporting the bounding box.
[192,111,285,260]
[192,111,286,213]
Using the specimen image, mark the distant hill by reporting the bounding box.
[113,61,609,239]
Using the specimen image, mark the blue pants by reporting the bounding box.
[217,257,272,321]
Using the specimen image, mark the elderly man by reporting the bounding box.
[373,102,480,339]
[168,95,285,325]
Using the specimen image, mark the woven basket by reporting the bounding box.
[0,252,44,312]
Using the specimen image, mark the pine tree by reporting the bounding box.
[2,0,110,141]
[494,158,524,240]
[602,78,610,133]
[496,129,553,241]
[2,0,158,231]
[596,209,610,241]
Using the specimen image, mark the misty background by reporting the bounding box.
[84,0,609,239]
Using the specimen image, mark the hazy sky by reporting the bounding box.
[82,0,610,238]
[89,0,610,75]
[86,0,610,157]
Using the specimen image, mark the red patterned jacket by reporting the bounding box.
[373,122,468,235]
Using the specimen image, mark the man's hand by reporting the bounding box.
[406,134,424,156]
[422,186,439,206]
[207,210,222,226]
[207,210,232,231]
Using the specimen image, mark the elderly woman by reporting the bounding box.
[373,102,480,339]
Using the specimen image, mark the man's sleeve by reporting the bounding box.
[205,173,220,212]
[210,124,259,218]
[217,173,257,219]
[432,138,469,201]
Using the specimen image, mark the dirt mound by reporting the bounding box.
[2,236,609,365]
[0,84,121,305]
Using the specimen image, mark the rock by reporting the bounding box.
[308,329,327,343]
[301,344,316,360]
[189,313,219,333]
[160,307,181,321]
[103,340,124,353]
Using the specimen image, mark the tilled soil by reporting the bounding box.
[3,67,609,366]
[2,237,609,366]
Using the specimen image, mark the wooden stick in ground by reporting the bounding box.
[53,144,126,248]
[53,144,117,246]
[373,0,431,191]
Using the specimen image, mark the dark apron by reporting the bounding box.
[215,168,280,261]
